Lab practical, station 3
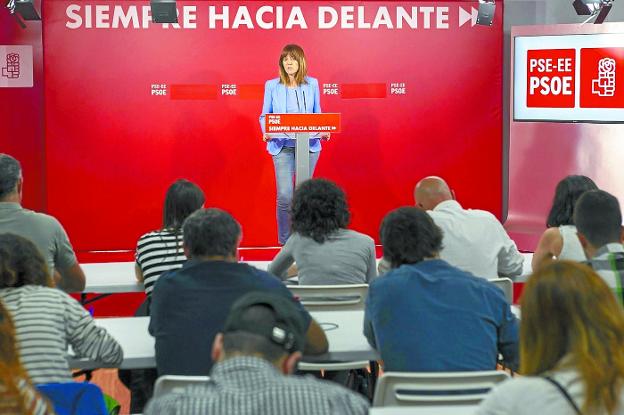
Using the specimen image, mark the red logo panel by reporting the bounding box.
[526,49,575,108]
[580,48,624,108]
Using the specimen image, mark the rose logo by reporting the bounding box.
[6,53,19,64]
[598,58,616,74]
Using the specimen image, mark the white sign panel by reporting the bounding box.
[514,33,624,122]
[0,45,33,88]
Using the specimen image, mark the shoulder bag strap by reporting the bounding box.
[544,376,582,415]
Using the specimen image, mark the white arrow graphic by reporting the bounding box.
[459,6,478,27]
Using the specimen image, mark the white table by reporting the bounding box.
[81,256,532,294]
[81,261,271,295]
[308,310,379,362]
[82,262,143,294]
[68,310,377,370]
[370,406,477,415]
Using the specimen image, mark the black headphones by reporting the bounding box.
[270,324,297,352]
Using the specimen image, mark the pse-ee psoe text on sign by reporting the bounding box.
[266,113,341,133]
[514,33,624,122]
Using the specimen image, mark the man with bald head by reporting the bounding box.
[414,176,455,211]
[380,176,523,279]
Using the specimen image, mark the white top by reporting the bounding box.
[429,200,524,279]
[558,225,587,261]
[476,367,624,415]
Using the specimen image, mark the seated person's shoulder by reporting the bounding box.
[477,376,551,413]
[145,384,216,414]
[248,266,284,285]
[9,285,71,310]
[21,208,65,230]
[137,229,168,243]
[346,229,375,244]
[280,374,369,407]
[153,265,184,286]
[466,207,501,223]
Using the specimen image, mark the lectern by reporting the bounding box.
[265,113,341,185]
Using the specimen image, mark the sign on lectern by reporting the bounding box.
[265,113,341,185]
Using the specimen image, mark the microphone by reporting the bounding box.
[294,89,301,112]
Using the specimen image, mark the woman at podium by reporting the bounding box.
[259,44,329,245]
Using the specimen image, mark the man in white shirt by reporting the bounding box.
[379,176,523,279]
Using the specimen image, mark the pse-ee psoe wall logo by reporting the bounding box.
[526,49,576,108]
[580,48,624,108]
[0,45,33,88]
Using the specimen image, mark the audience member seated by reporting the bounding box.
[379,176,523,279]
[149,208,328,376]
[574,189,624,304]
[135,179,205,299]
[126,181,205,415]
[532,175,597,271]
[268,178,376,284]
[477,261,624,415]
[145,292,369,415]
[0,154,85,292]
[0,233,123,384]
[0,300,54,415]
[365,207,519,372]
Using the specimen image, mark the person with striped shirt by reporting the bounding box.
[135,179,205,298]
[127,179,205,413]
[145,292,368,415]
[0,233,123,384]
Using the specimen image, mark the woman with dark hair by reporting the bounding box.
[268,179,376,285]
[259,44,330,245]
[135,179,205,297]
[0,300,54,415]
[477,261,624,414]
[0,233,122,384]
[127,179,204,412]
[532,175,597,271]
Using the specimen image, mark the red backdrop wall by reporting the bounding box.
[37,0,504,253]
[0,0,45,212]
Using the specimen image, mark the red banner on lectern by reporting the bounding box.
[266,113,341,133]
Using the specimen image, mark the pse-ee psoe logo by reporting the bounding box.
[580,48,624,108]
[0,45,33,88]
[526,49,576,108]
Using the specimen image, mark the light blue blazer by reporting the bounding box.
[259,76,322,155]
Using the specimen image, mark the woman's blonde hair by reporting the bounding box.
[0,301,36,414]
[278,44,307,86]
[520,260,624,414]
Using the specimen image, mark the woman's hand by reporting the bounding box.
[320,133,331,141]
[262,133,272,142]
